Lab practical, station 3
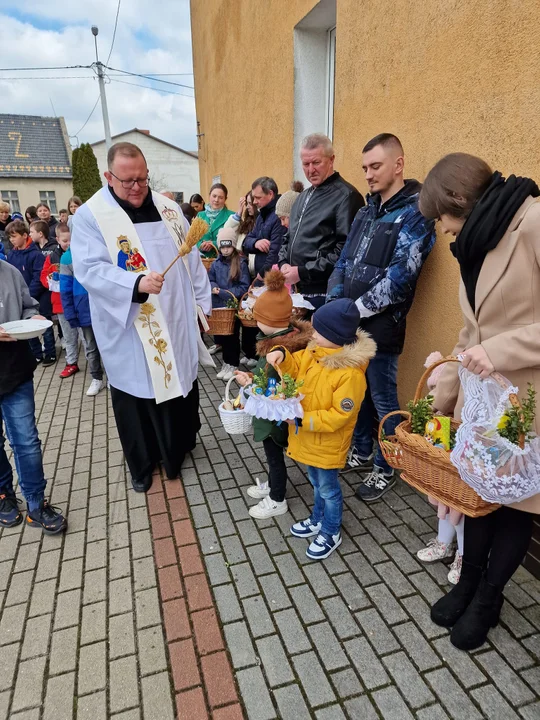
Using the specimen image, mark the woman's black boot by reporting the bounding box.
[450,578,503,651]
[431,560,483,628]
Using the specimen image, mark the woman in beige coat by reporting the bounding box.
[419,152,540,651]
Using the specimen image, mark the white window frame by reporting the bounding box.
[39,191,57,215]
[1,190,20,213]
[326,26,336,140]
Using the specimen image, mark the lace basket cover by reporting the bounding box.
[243,387,305,422]
[450,366,540,504]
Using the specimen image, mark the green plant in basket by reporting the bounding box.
[497,384,536,446]
[406,395,434,435]
[252,368,268,392]
[276,374,303,399]
[226,296,239,309]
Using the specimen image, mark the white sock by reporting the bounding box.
[437,516,457,545]
[456,516,465,555]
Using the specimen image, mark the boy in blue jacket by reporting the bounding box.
[59,236,105,397]
[6,220,56,365]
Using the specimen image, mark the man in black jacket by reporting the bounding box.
[242,177,286,279]
[328,133,436,502]
[279,134,364,309]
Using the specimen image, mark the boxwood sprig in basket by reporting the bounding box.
[406,395,434,435]
[498,384,536,446]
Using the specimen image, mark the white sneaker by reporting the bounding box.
[222,365,237,381]
[448,551,463,585]
[242,357,258,369]
[86,379,104,396]
[306,531,342,560]
[247,478,270,499]
[290,518,322,538]
[217,363,229,380]
[208,344,222,355]
[249,495,288,519]
[417,538,455,563]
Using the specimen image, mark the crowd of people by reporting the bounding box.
[0,131,539,653]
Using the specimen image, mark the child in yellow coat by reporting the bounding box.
[267,299,376,560]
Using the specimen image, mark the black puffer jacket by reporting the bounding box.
[278,172,364,295]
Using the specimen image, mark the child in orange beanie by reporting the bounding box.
[235,270,312,519]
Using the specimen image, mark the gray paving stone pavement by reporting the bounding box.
[1,348,539,719]
[190,360,540,719]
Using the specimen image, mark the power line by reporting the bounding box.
[0,65,92,71]
[70,95,101,137]
[110,77,195,99]
[0,75,96,80]
[106,0,122,64]
[105,65,194,89]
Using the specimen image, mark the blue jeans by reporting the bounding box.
[307,466,343,536]
[353,351,400,474]
[0,380,46,509]
[29,326,56,360]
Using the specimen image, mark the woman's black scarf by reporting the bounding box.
[451,171,540,312]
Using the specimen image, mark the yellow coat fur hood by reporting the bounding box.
[276,331,377,470]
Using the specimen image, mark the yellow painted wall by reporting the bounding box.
[190,0,540,403]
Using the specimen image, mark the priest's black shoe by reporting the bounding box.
[131,474,153,493]
[431,560,483,628]
[450,578,503,651]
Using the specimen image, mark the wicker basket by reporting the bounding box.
[219,377,253,435]
[378,356,505,518]
[207,290,237,336]
[201,244,218,271]
[238,287,258,328]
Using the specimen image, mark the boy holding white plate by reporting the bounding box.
[0,261,67,534]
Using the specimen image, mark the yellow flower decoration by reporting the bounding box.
[137,302,173,388]
[140,302,156,316]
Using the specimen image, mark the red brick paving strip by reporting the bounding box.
[148,475,243,718]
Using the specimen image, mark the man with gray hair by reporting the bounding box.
[243,176,286,279]
[279,134,364,308]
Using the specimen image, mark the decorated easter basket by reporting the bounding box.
[238,284,259,328]
[378,357,502,517]
[238,283,311,328]
[243,364,304,423]
[218,377,252,435]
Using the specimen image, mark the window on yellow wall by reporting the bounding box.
[326,26,336,140]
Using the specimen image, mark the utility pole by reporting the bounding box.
[91,26,112,150]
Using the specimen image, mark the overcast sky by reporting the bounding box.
[0,0,197,151]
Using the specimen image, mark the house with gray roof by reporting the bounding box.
[0,114,73,217]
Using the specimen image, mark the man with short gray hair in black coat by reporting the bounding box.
[279,134,364,309]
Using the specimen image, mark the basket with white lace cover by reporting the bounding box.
[450,366,540,505]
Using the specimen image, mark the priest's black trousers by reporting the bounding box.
[110,381,200,483]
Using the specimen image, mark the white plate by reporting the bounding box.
[1,319,53,340]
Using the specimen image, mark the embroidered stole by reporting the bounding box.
[86,190,209,403]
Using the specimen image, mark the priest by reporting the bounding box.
[71,142,212,492]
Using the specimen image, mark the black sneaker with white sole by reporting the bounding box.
[341,447,374,474]
[355,468,395,503]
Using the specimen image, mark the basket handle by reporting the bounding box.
[224,375,240,404]
[415,355,525,448]
[378,410,411,445]
[217,289,238,307]
[201,243,218,258]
